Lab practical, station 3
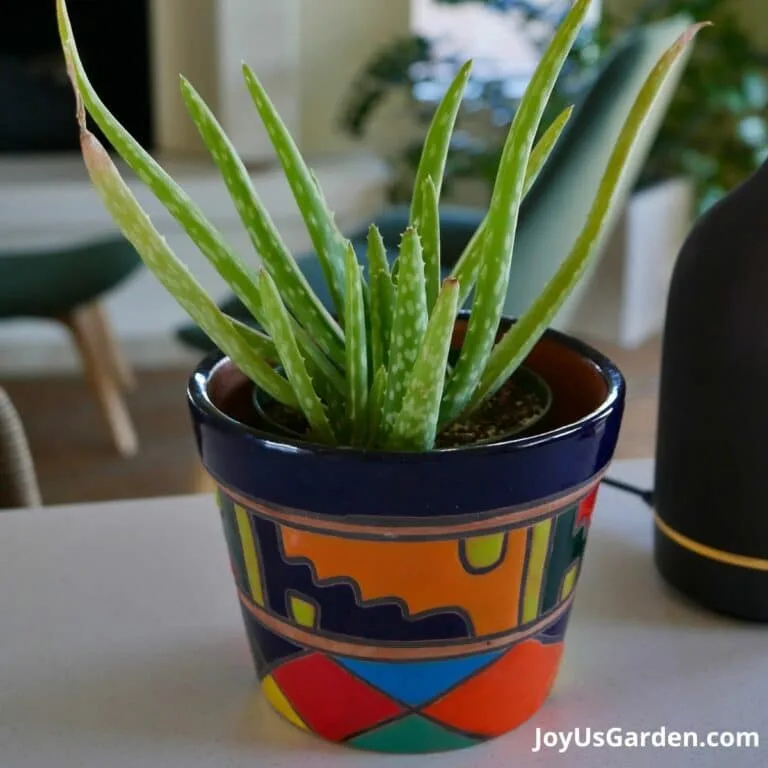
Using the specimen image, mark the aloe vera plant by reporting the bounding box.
[56,0,706,452]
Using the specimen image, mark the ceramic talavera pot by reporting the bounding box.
[187,316,625,754]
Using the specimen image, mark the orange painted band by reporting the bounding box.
[237,588,574,661]
[655,513,768,572]
[217,470,605,540]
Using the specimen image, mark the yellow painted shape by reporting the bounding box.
[289,594,317,628]
[463,532,507,572]
[522,518,552,623]
[262,675,308,731]
[560,562,578,601]
[235,505,265,606]
[279,524,528,636]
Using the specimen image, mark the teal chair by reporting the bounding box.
[0,237,142,457]
[177,15,691,351]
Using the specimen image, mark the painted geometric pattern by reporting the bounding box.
[239,607,570,753]
[215,482,596,750]
[216,482,597,651]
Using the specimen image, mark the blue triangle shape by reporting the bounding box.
[334,649,503,706]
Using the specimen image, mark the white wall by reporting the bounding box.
[298,0,412,155]
[150,0,413,160]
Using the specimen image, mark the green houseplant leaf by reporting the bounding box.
[74,114,297,410]
[389,278,461,451]
[57,0,707,454]
[440,0,593,427]
[57,1,264,334]
[421,176,442,314]
[254,270,336,444]
[469,22,712,412]
[179,77,346,368]
[409,61,473,232]
[381,227,429,436]
[367,225,395,373]
[343,244,369,446]
[450,104,575,308]
[242,64,349,321]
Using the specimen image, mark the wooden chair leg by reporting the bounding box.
[195,463,216,494]
[62,308,139,458]
[88,303,136,391]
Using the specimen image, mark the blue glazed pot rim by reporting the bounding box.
[188,320,625,462]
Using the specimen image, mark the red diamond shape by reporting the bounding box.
[272,653,404,741]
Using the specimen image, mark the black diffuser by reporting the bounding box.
[654,159,768,621]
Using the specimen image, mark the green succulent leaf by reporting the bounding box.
[58,0,711,455]
[228,318,278,362]
[389,278,460,452]
[290,322,346,397]
[344,244,369,446]
[361,276,375,389]
[367,225,395,371]
[450,103,575,308]
[470,23,710,412]
[56,0,272,336]
[179,77,346,368]
[233,313,345,415]
[381,227,429,435]
[77,125,297,410]
[290,324,347,437]
[410,60,473,231]
[421,176,442,314]
[242,64,348,320]
[255,270,336,443]
[440,0,591,427]
[367,365,388,449]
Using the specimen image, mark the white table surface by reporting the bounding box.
[1,459,766,767]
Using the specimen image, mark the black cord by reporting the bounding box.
[602,477,655,507]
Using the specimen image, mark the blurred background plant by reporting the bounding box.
[340,0,768,214]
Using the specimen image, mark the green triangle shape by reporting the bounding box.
[349,714,480,754]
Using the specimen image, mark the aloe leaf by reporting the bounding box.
[255,270,336,443]
[410,61,473,231]
[469,23,710,412]
[361,276,375,389]
[290,322,346,396]
[367,366,388,449]
[389,278,460,452]
[342,244,369,446]
[450,103,575,308]
[391,256,401,285]
[440,0,591,426]
[76,125,297,409]
[291,318,347,435]
[421,177,442,314]
[179,77,346,368]
[381,228,429,436]
[242,64,347,319]
[367,225,395,371]
[228,318,278,361]
[56,0,274,334]
[231,311,344,409]
[371,270,396,372]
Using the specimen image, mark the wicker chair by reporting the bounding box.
[0,386,42,509]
